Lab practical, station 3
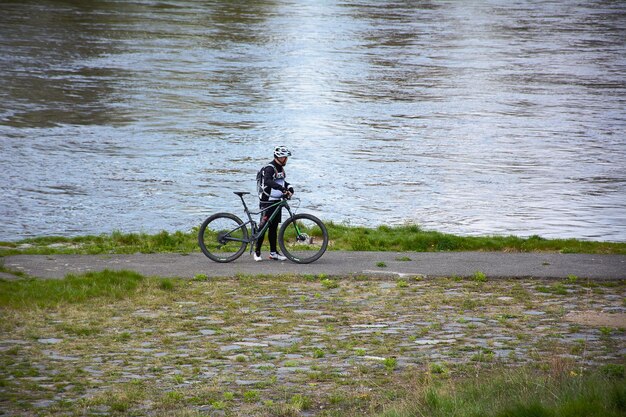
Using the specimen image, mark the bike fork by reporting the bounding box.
[284,206,303,238]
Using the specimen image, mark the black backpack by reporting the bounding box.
[256,163,278,199]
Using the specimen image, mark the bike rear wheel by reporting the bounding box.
[198,213,248,263]
[278,213,328,264]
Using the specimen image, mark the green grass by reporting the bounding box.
[0,230,198,256]
[371,367,626,417]
[0,269,145,308]
[327,223,626,254]
[1,224,625,256]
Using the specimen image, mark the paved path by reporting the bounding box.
[2,251,625,280]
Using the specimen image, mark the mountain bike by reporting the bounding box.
[198,192,328,264]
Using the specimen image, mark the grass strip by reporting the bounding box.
[0,269,145,308]
[371,366,626,417]
[1,223,625,256]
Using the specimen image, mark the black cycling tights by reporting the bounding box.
[255,205,280,254]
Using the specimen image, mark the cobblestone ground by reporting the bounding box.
[1,275,624,416]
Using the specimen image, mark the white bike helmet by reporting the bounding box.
[274,145,292,158]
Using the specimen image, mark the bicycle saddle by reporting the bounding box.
[233,192,250,196]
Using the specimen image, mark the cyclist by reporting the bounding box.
[254,145,295,261]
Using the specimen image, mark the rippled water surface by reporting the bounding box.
[1,0,625,241]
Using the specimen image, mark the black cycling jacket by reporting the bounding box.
[259,160,291,203]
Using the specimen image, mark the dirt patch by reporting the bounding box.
[564,311,626,328]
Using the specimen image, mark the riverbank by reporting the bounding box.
[1,271,624,416]
[1,224,625,257]
[2,228,625,416]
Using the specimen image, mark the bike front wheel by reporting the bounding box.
[278,213,328,264]
[198,213,249,263]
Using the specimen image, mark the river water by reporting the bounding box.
[1,0,625,242]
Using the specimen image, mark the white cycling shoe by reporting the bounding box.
[269,252,287,261]
[253,253,263,262]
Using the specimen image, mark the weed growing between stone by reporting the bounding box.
[0,272,624,416]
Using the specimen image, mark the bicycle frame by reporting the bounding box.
[233,194,302,254]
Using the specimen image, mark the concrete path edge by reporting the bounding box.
[2,251,625,280]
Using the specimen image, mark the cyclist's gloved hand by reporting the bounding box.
[288,186,294,195]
